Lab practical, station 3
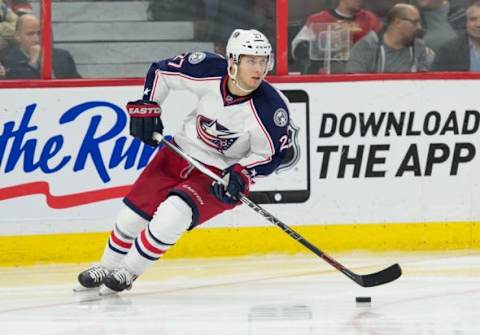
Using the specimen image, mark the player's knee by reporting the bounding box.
[149,196,193,245]
[116,205,149,238]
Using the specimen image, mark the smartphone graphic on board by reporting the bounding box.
[249,90,311,204]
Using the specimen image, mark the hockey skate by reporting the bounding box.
[99,267,137,296]
[73,264,110,292]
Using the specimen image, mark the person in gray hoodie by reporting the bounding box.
[346,3,434,72]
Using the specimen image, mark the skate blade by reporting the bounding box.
[99,285,119,296]
[73,284,100,293]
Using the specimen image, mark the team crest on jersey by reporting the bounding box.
[273,108,289,127]
[196,115,239,153]
[188,52,206,64]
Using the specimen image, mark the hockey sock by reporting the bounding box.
[100,206,149,269]
[122,196,192,275]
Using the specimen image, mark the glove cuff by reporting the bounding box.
[229,164,252,187]
[126,100,161,118]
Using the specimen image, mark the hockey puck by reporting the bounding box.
[355,297,371,303]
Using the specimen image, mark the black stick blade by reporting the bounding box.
[358,263,402,287]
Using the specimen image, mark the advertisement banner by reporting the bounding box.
[293,80,480,225]
[1,80,479,236]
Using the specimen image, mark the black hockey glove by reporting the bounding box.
[126,100,164,147]
[211,164,251,205]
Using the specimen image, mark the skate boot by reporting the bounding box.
[99,267,137,295]
[74,264,110,292]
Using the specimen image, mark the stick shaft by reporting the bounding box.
[152,132,401,287]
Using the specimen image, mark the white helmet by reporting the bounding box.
[225,29,274,93]
[226,29,274,73]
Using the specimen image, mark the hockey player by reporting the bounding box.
[75,29,291,294]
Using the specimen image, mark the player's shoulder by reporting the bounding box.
[251,81,290,128]
[159,51,227,78]
[253,81,289,109]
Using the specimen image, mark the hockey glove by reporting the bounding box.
[211,164,251,205]
[126,100,163,147]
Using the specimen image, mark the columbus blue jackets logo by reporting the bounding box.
[196,115,239,153]
[188,52,206,64]
[273,108,289,127]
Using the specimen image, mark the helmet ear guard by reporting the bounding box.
[227,59,238,81]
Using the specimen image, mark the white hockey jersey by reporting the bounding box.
[142,51,291,178]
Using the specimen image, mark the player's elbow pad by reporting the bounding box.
[126,100,164,147]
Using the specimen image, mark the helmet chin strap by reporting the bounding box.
[228,63,255,94]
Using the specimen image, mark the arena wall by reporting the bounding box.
[1,77,479,265]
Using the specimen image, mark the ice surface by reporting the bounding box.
[0,252,479,335]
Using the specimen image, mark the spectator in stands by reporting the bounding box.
[6,0,32,16]
[416,0,467,52]
[0,0,17,52]
[1,14,81,79]
[432,0,480,71]
[291,0,383,74]
[346,3,434,72]
[0,61,5,78]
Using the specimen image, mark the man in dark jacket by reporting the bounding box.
[1,14,81,79]
[417,0,467,52]
[432,1,480,71]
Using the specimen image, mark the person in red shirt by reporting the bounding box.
[291,0,383,73]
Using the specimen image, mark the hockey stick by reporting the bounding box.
[152,132,401,287]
